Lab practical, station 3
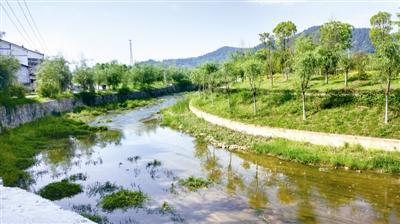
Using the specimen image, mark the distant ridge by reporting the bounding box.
[141,26,373,68]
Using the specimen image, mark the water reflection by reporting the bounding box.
[26,95,400,224]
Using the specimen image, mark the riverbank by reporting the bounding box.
[161,98,400,173]
[0,97,157,187]
[0,185,95,224]
[0,84,195,132]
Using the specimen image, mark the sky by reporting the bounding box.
[0,0,399,65]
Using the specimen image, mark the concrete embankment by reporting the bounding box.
[0,85,194,132]
[189,104,400,151]
[0,185,94,224]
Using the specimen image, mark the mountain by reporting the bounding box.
[141,26,373,68]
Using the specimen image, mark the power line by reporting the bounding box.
[0,4,32,46]
[21,0,48,51]
[4,0,37,49]
[16,0,45,51]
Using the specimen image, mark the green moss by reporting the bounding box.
[178,176,211,191]
[161,97,400,173]
[100,189,148,211]
[38,180,83,201]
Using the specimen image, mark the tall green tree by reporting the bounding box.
[221,60,237,111]
[259,32,275,87]
[370,12,400,124]
[0,56,19,92]
[73,62,95,92]
[273,21,297,81]
[36,57,72,98]
[339,52,354,87]
[243,58,263,115]
[294,35,318,120]
[319,21,354,85]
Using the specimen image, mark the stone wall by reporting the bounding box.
[189,104,400,152]
[0,85,193,131]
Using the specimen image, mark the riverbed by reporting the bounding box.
[27,95,400,223]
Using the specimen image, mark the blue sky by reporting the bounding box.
[0,0,399,64]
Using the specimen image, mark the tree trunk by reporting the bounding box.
[344,70,348,88]
[302,91,306,121]
[384,79,391,124]
[227,86,231,112]
[324,73,328,84]
[252,90,257,115]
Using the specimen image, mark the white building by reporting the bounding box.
[0,39,44,90]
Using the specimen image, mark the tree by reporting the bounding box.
[0,56,19,92]
[273,21,297,81]
[319,21,354,85]
[259,32,275,87]
[36,57,72,98]
[130,64,158,89]
[105,61,125,90]
[370,12,400,124]
[294,35,318,120]
[199,63,219,99]
[221,60,237,111]
[352,53,369,79]
[92,63,107,90]
[73,62,95,92]
[339,52,354,88]
[243,58,263,115]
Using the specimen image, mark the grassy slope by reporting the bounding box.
[192,89,400,139]
[161,98,400,173]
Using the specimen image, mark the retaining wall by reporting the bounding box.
[189,104,400,151]
[0,85,193,131]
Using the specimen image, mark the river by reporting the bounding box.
[27,94,400,224]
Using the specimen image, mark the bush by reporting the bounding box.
[38,180,83,200]
[8,85,26,98]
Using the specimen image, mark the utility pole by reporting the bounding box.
[129,39,133,65]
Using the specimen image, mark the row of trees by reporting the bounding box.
[191,11,400,124]
[35,58,191,98]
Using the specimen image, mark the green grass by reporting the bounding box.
[192,90,400,139]
[38,180,83,200]
[178,176,211,191]
[100,189,148,211]
[161,97,400,173]
[0,116,107,187]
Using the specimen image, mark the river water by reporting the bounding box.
[28,95,400,224]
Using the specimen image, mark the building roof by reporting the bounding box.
[0,39,44,56]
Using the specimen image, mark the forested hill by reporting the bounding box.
[141,26,373,68]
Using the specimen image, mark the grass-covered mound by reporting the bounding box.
[100,189,148,211]
[0,116,106,187]
[38,180,83,200]
[161,98,400,173]
[192,91,400,139]
[179,176,211,191]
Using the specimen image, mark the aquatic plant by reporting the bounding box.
[146,159,162,168]
[38,179,83,200]
[178,176,211,191]
[87,181,120,197]
[69,173,88,181]
[100,189,148,211]
[80,213,109,224]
